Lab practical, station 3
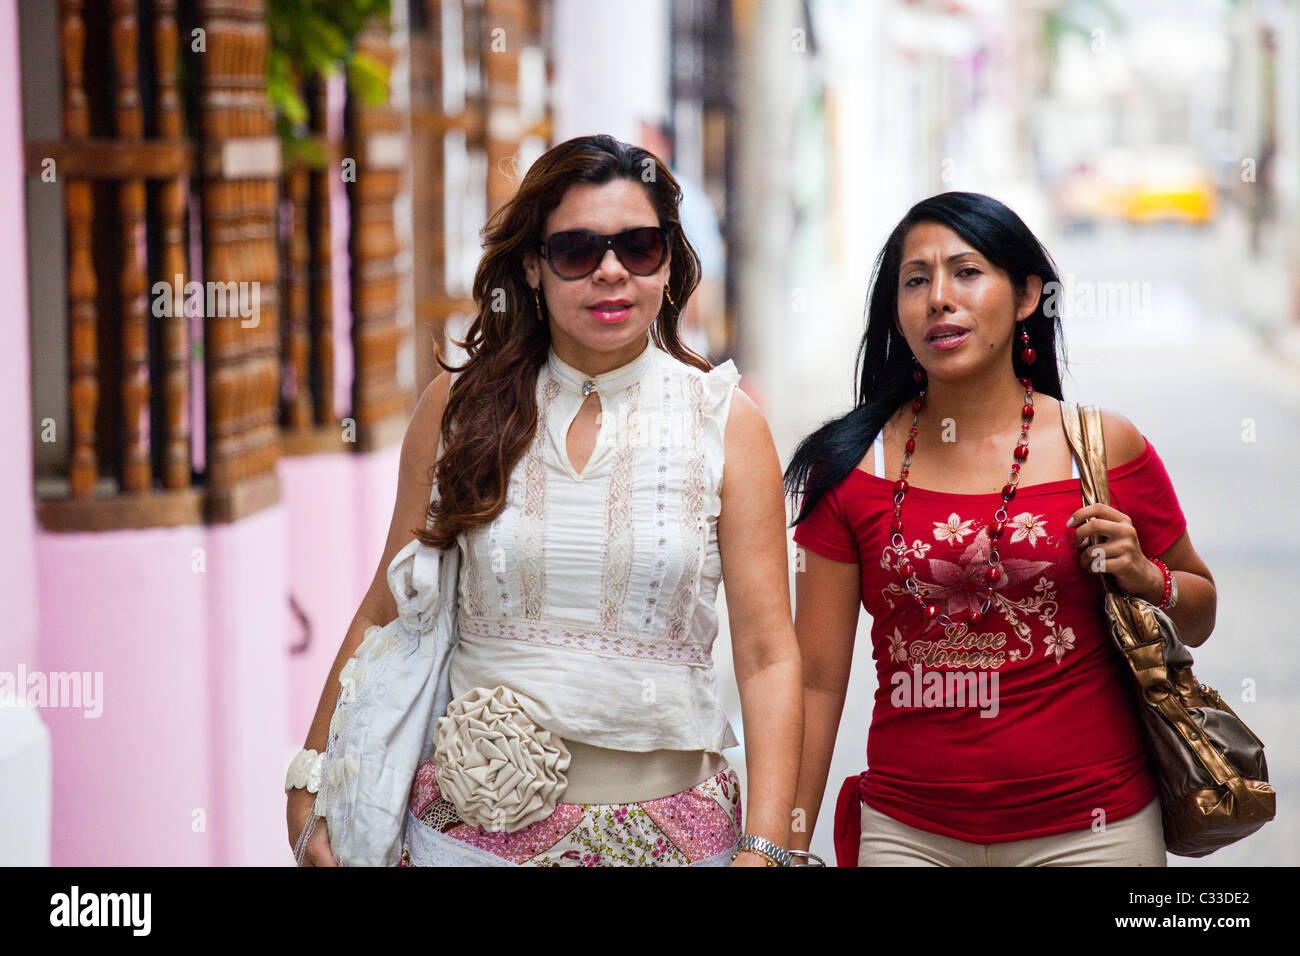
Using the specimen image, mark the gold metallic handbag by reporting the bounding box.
[1059,402,1275,857]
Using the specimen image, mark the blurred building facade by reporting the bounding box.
[6,0,555,866]
[2,0,748,866]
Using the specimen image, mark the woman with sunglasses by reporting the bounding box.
[287,134,803,866]
[783,192,1215,866]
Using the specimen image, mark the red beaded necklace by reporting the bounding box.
[890,365,1037,633]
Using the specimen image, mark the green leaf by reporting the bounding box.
[265,0,396,146]
[347,52,391,106]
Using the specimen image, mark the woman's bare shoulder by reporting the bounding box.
[722,385,774,462]
[1097,406,1147,468]
[406,371,454,458]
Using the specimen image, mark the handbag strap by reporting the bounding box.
[1058,400,1109,508]
[1058,400,1119,597]
[1062,399,1171,639]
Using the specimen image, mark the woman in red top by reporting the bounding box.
[784,192,1217,866]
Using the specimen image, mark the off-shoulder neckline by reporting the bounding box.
[846,435,1154,500]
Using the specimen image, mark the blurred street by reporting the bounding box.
[700,0,1300,868]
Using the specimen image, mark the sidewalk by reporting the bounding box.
[1214,204,1300,397]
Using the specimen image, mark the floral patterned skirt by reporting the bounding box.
[399,759,743,867]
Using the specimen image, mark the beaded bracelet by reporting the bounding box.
[1150,558,1178,611]
[285,748,323,793]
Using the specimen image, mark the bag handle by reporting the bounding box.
[1059,401,1160,641]
[1059,401,1131,603]
[1058,400,1110,508]
[1058,399,1110,555]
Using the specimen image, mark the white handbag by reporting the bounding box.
[315,458,460,866]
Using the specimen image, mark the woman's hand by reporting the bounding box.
[287,788,338,867]
[1067,503,1163,601]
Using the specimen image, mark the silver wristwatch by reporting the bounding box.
[734,833,827,867]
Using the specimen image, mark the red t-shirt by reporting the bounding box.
[793,434,1187,844]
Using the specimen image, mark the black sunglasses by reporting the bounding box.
[538,227,669,280]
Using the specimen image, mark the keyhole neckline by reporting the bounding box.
[546,334,656,398]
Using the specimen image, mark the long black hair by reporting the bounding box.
[784,191,1069,525]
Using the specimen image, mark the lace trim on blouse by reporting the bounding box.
[517,374,561,619]
[600,381,642,630]
[459,612,714,667]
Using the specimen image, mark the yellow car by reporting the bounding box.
[1115,147,1217,224]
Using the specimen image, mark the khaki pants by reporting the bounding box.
[859,799,1166,866]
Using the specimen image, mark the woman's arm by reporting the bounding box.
[717,389,803,863]
[1086,409,1218,647]
[1131,531,1217,647]
[287,370,453,863]
[787,548,862,853]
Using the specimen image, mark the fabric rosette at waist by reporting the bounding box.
[433,685,570,833]
[432,685,732,825]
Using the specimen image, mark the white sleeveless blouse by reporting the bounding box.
[448,335,742,754]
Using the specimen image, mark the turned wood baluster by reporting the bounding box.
[200,3,236,489]
[415,0,448,387]
[348,22,406,430]
[60,0,99,496]
[252,18,280,477]
[242,17,260,480]
[112,0,152,492]
[310,79,335,426]
[283,162,311,429]
[153,0,193,489]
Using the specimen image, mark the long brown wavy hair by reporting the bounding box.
[417,134,712,550]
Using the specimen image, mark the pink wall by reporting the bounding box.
[281,443,401,745]
[0,3,37,675]
[38,449,403,866]
[203,507,294,866]
[40,525,217,865]
[0,0,50,866]
[39,511,294,866]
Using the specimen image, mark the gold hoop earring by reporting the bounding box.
[532,285,544,322]
[663,284,676,310]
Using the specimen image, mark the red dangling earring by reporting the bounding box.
[1018,323,1036,364]
[911,353,927,386]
